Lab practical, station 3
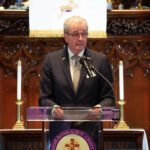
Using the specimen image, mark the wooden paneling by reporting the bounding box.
[125,67,150,128]
[0,37,149,130]
[0,74,17,129]
[0,69,4,129]
[0,10,150,36]
[0,129,145,150]
[0,130,43,150]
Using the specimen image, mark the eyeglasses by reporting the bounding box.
[67,32,88,38]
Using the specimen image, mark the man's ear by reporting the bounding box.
[64,33,66,39]
[64,33,68,42]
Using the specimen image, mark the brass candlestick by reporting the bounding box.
[13,100,25,130]
[138,0,143,9]
[114,100,129,129]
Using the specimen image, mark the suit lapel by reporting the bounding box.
[59,47,75,91]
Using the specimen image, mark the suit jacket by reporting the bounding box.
[39,47,115,107]
[39,47,115,143]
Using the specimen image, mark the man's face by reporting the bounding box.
[64,22,88,55]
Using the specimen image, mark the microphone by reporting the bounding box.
[80,56,114,90]
[79,56,95,78]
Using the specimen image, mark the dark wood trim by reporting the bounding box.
[0,129,146,150]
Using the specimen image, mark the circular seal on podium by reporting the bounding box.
[50,129,96,150]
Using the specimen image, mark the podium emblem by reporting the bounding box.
[50,129,96,150]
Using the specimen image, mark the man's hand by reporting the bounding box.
[83,104,102,120]
[52,107,64,120]
[92,104,102,113]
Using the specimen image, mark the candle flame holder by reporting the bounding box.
[114,100,129,129]
[13,100,25,130]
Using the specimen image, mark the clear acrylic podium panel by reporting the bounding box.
[27,107,119,150]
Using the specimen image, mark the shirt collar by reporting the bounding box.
[68,48,84,59]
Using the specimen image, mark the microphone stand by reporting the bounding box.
[90,65,114,91]
[79,56,115,98]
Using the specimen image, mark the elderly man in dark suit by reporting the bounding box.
[39,16,115,149]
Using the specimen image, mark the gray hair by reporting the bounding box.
[64,16,88,33]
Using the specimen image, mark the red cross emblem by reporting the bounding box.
[65,138,80,150]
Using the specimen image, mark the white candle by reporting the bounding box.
[119,60,124,100]
[17,60,22,100]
